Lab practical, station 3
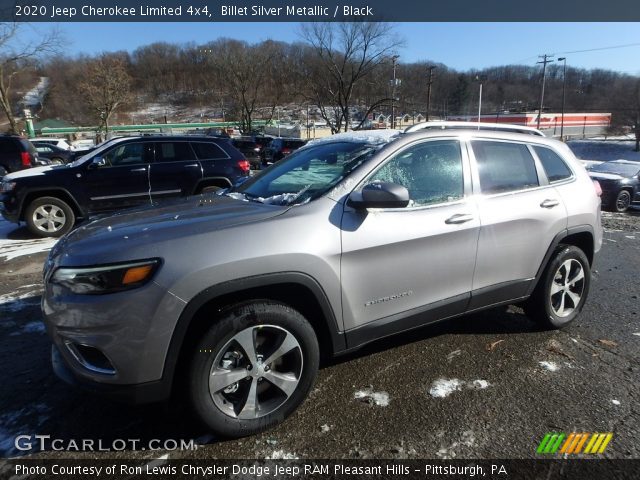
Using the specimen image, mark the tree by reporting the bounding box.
[300,22,402,133]
[78,53,132,138]
[0,23,61,133]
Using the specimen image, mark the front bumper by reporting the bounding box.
[43,276,186,399]
[51,344,171,403]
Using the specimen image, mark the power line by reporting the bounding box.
[554,42,640,56]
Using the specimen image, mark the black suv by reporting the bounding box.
[261,138,306,165]
[0,136,249,237]
[231,136,273,169]
[0,135,39,177]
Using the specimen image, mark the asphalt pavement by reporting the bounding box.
[0,212,638,462]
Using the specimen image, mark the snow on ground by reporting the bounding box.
[21,77,49,108]
[0,285,42,313]
[354,389,390,407]
[265,450,298,459]
[435,430,476,459]
[568,138,640,163]
[428,378,491,398]
[538,361,559,372]
[0,220,56,262]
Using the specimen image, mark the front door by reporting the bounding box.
[340,139,480,333]
[82,141,153,212]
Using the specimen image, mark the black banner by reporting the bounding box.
[1,459,639,480]
[1,0,640,22]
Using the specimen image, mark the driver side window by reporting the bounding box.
[369,140,464,206]
[103,143,147,167]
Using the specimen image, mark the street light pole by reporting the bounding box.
[478,80,483,123]
[537,54,554,129]
[558,57,567,141]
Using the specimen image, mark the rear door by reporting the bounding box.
[468,139,567,308]
[191,141,234,188]
[81,141,153,212]
[149,141,202,199]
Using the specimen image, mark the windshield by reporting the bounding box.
[230,141,377,205]
[591,162,640,177]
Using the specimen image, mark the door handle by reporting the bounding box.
[130,167,147,173]
[445,213,474,224]
[540,199,560,208]
[184,163,199,168]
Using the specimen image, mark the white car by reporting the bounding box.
[29,137,73,151]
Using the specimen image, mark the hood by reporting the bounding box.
[588,172,624,181]
[4,164,69,180]
[52,194,288,266]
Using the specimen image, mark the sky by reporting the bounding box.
[22,22,640,75]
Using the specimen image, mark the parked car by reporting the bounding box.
[232,136,273,169]
[588,159,640,212]
[260,137,306,165]
[0,135,39,177]
[32,142,74,164]
[0,135,250,237]
[41,128,602,438]
[29,137,74,150]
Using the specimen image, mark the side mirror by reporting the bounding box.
[348,182,410,209]
[89,157,106,169]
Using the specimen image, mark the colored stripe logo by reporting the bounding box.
[537,432,613,455]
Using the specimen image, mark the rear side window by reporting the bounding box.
[155,142,196,162]
[191,142,229,160]
[533,146,573,182]
[472,141,539,194]
[3,139,19,153]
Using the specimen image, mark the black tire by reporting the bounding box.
[614,190,631,213]
[25,196,75,238]
[189,301,319,438]
[524,245,591,329]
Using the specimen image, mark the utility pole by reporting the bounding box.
[390,55,400,129]
[537,54,554,129]
[426,65,436,122]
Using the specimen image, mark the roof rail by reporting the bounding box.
[404,121,545,136]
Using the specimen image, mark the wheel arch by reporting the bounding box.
[163,272,345,394]
[20,188,84,221]
[193,177,232,195]
[526,225,595,297]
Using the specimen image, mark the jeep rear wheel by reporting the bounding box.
[189,301,319,437]
[525,245,590,329]
[25,196,75,238]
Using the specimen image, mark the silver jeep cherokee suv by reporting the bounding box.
[43,128,602,437]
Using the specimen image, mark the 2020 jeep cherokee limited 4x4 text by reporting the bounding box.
[42,128,602,437]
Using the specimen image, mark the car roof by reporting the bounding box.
[404,121,546,136]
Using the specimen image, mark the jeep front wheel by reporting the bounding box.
[189,301,319,438]
[525,245,591,329]
[25,196,75,238]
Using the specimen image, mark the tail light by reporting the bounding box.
[592,180,602,197]
[281,148,291,155]
[238,159,250,173]
[20,152,32,168]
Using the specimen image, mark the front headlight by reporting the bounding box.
[1,181,16,193]
[50,259,160,294]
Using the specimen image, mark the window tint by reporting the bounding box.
[155,142,195,162]
[369,140,464,206]
[2,140,18,153]
[191,142,228,160]
[103,142,147,167]
[533,146,572,182]
[472,141,539,194]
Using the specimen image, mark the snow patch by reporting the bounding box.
[446,349,462,362]
[611,399,621,405]
[436,430,476,459]
[354,389,390,407]
[428,378,491,398]
[633,333,640,337]
[539,361,559,372]
[0,227,57,261]
[0,286,42,312]
[265,450,298,460]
